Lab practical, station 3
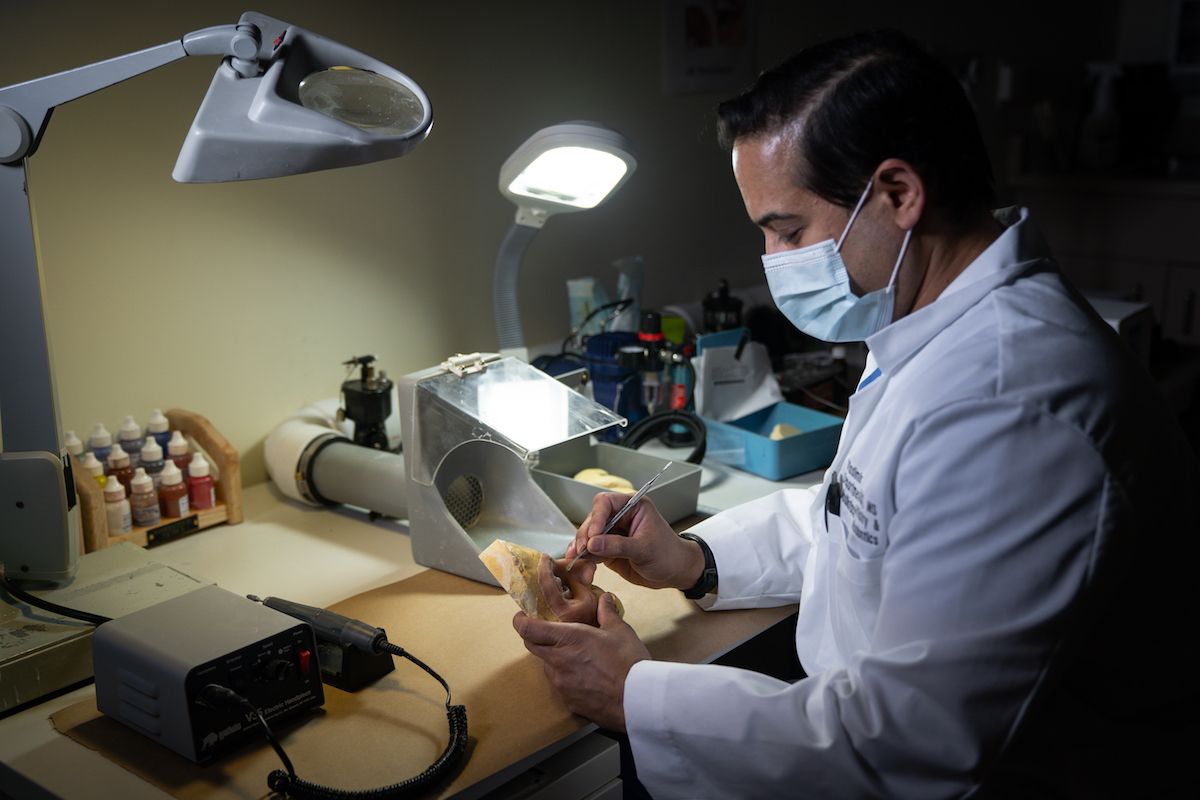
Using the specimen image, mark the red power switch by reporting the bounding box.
[298,648,313,676]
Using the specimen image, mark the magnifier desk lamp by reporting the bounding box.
[0,11,432,586]
[494,122,636,359]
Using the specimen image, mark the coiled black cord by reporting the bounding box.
[263,640,468,799]
[1,565,467,797]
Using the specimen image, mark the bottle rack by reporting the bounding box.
[70,408,243,553]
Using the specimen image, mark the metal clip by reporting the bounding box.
[441,352,497,377]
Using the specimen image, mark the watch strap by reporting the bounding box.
[679,532,718,600]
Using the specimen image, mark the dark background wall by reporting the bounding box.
[1,1,1194,481]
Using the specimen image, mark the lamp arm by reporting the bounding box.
[493,221,541,352]
[0,20,262,583]
[0,23,261,164]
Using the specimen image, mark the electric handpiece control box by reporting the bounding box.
[93,584,324,762]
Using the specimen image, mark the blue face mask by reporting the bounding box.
[762,178,912,343]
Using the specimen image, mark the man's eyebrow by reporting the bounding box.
[753,211,799,228]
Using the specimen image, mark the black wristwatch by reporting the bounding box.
[679,532,718,600]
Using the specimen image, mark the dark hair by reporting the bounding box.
[717,30,994,224]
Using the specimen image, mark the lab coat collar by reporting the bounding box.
[865,207,1048,376]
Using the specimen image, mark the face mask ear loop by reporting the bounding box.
[835,177,875,252]
[886,229,913,290]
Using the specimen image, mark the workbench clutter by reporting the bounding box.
[691,327,844,480]
[64,408,242,551]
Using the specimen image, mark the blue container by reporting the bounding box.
[584,332,643,441]
[703,402,843,480]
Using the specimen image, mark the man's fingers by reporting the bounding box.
[586,532,640,561]
[597,592,628,630]
[524,640,563,664]
[569,513,593,560]
[513,611,577,646]
[556,556,595,596]
[587,492,630,537]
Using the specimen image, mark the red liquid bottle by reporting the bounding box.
[106,444,135,496]
[187,453,216,511]
[158,460,189,519]
[167,430,191,472]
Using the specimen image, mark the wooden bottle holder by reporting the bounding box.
[71,408,243,553]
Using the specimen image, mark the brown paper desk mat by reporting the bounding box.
[52,566,794,798]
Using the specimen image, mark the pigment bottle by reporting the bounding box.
[104,477,132,536]
[63,430,84,459]
[187,452,216,510]
[118,415,145,468]
[146,409,171,451]
[80,451,106,488]
[159,460,189,519]
[106,444,135,495]
[167,430,191,472]
[129,468,161,528]
[140,437,166,489]
[89,422,113,464]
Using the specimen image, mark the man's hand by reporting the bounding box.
[513,592,650,732]
[567,492,706,591]
[536,553,601,626]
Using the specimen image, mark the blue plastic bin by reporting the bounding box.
[703,402,843,480]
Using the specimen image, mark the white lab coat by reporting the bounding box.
[624,208,1197,799]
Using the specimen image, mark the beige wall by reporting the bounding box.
[1,1,1122,486]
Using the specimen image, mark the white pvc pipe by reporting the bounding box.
[263,390,405,516]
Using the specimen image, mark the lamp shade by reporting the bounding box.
[174,11,432,182]
[498,122,636,228]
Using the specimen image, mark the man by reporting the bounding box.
[515,30,1196,798]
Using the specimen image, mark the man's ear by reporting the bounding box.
[873,158,924,232]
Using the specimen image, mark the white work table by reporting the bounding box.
[0,460,821,800]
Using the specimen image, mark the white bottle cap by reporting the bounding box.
[63,430,84,455]
[107,443,130,467]
[89,423,112,448]
[119,415,142,440]
[131,467,152,493]
[141,437,163,461]
[168,430,190,456]
[160,460,183,486]
[188,452,211,478]
[104,478,126,500]
[80,451,104,476]
[146,408,169,434]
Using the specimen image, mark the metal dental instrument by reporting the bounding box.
[567,462,671,571]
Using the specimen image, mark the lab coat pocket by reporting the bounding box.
[828,524,883,653]
[835,537,883,588]
[823,506,884,587]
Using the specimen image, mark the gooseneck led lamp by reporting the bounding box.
[494,122,636,358]
[0,11,432,584]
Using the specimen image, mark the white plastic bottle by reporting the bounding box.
[104,477,132,535]
[140,437,166,489]
[187,452,216,510]
[146,409,171,451]
[130,467,161,528]
[158,460,190,519]
[80,451,107,488]
[167,430,191,472]
[118,415,146,468]
[63,430,84,458]
[106,443,134,496]
[89,422,113,464]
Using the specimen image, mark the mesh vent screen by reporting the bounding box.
[441,474,483,529]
